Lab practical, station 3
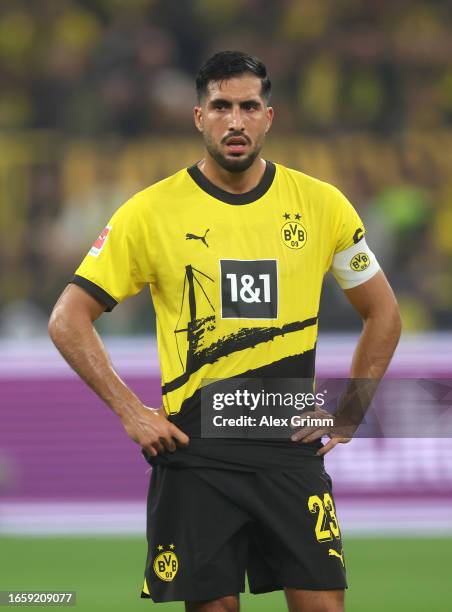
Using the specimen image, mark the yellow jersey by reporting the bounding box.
[72,160,378,468]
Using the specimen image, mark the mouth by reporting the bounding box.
[224,135,249,156]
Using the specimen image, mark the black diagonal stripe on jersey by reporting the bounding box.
[166,348,316,437]
[162,316,318,395]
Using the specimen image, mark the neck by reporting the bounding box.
[198,155,266,194]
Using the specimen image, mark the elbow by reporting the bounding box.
[395,301,402,332]
[48,306,59,344]
[382,302,402,360]
[48,302,68,346]
[367,298,402,345]
[390,301,402,344]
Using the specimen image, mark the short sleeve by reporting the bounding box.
[70,195,155,310]
[328,186,380,289]
[332,187,366,254]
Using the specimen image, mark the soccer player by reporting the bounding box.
[49,51,401,611]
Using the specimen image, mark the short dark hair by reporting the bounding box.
[196,51,271,103]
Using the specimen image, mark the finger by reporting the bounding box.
[151,441,165,455]
[290,426,315,438]
[316,438,340,456]
[146,445,158,457]
[291,427,325,443]
[302,428,330,443]
[161,436,177,453]
[290,422,321,439]
[170,424,190,446]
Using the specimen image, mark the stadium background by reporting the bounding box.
[0,1,451,610]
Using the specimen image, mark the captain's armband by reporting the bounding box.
[331,238,380,289]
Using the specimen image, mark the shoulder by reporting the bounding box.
[274,163,348,206]
[132,167,191,206]
[115,167,192,219]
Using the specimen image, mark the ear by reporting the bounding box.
[193,106,203,132]
[265,106,274,133]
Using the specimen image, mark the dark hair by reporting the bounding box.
[196,51,271,103]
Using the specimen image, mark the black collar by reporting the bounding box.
[187,160,276,205]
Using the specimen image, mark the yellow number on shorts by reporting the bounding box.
[308,493,340,542]
[308,495,332,542]
[324,493,340,539]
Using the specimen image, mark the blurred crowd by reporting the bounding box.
[1,0,452,336]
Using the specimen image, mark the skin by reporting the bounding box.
[193,74,274,192]
[291,270,401,456]
[48,284,189,457]
[49,72,402,612]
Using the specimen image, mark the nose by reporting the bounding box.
[228,105,245,132]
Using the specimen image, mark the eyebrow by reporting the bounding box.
[208,98,263,107]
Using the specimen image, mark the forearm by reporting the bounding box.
[333,306,401,432]
[48,304,141,420]
[350,307,401,378]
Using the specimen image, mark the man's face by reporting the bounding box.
[194,74,274,173]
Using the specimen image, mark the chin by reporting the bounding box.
[216,153,259,173]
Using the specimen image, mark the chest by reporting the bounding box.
[152,197,332,321]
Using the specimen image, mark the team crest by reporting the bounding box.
[350,252,370,271]
[153,544,179,582]
[280,213,307,250]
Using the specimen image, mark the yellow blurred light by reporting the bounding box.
[0,11,35,61]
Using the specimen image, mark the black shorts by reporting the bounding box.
[141,460,347,603]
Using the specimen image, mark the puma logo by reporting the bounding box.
[328,548,345,566]
[186,228,209,247]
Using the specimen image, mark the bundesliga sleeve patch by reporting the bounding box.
[331,238,380,289]
[89,225,111,257]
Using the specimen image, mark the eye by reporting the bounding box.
[213,101,227,110]
[243,102,259,111]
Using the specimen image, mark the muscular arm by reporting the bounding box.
[345,270,401,379]
[48,284,189,456]
[292,270,401,453]
[319,270,401,453]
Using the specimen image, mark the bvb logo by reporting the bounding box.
[153,544,179,582]
[350,252,370,271]
[281,221,307,250]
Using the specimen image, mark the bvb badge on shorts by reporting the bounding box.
[281,213,307,250]
[350,252,370,271]
[153,544,179,582]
